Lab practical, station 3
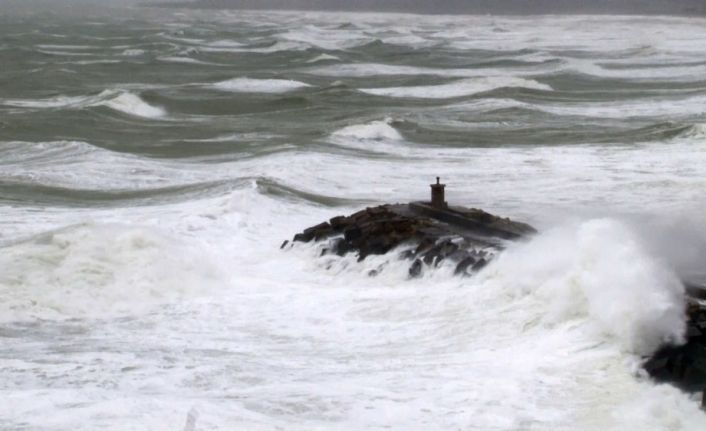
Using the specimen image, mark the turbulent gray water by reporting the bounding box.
[3,8,706,430]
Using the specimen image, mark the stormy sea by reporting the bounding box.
[3,7,706,430]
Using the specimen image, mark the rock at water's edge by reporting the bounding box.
[286,202,535,277]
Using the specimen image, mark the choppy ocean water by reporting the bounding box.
[3,8,706,429]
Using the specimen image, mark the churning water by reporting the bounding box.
[3,8,706,430]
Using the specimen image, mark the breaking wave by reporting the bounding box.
[677,123,706,140]
[332,118,403,141]
[99,91,165,118]
[1,90,166,119]
[477,218,686,356]
[0,223,223,322]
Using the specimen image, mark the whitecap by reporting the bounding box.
[97,91,165,119]
[360,77,552,99]
[158,56,218,65]
[331,119,403,141]
[305,53,341,64]
[327,118,410,154]
[121,49,146,56]
[211,77,311,93]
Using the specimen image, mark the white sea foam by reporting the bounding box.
[212,77,311,93]
[0,223,222,322]
[280,26,373,50]
[477,219,686,355]
[360,77,552,99]
[205,39,245,48]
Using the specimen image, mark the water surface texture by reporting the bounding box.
[2,9,706,430]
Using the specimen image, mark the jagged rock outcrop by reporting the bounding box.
[285,201,536,277]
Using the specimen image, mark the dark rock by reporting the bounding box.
[687,326,702,338]
[400,249,416,260]
[644,302,706,393]
[409,259,423,278]
[287,202,534,277]
[454,256,476,276]
[293,232,313,243]
[280,240,289,249]
[414,238,435,256]
[472,258,488,272]
[329,216,349,231]
[343,226,362,242]
[331,238,350,256]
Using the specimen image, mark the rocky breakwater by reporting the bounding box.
[283,179,536,278]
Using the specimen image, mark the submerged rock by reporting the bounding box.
[286,199,536,277]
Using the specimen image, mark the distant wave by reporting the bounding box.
[328,118,411,155]
[308,63,483,78]
[100,92,165,118]
[0,140,100,166]
[36,49,93,57]
[121,49,146,56]
[200,40,307,54]
[254,176,364,207]
[36,44,96,50]
[677,123,706,140]
[306,53,341,64]
[332,119,403,141]
[157,56,222,65]
[1,90,166,119]
[563,58,706,82]
[360,77,552,99]
[279,28,372,51]
[183,132,284,143]
[211,77,311,93]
